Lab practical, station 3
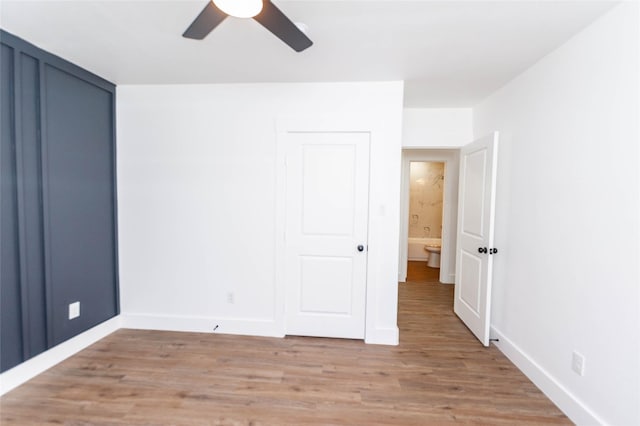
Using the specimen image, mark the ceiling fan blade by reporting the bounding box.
[183,1,228,40]
[253,1,313,52]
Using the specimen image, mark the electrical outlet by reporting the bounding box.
[572,351,585,376]
[69,301,80,320]
[227,292,234,304]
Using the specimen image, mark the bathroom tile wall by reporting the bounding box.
[408,161,444,238]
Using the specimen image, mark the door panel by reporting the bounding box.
[302,144,356,236]
[454,132,498,346]
[461,149,487,238]
[459,251,481,311]
[300,256,353,314]
[285,132,370,339]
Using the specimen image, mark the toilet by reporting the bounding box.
[424,244,441,268]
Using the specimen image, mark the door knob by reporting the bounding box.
[478,247,487,254]
[357,245,365,252]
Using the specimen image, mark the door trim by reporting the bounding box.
[283,132,370,338]
[398,149,460,284]
[275,116,374,339]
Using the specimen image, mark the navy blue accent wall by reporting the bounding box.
[43,65,118,345]
[1,42,25,372]
[0,30,118,372]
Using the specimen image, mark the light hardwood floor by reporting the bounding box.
[1,262,569,425]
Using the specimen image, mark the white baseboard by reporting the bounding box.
[1,313,397,396]
[365,326,399,345]
[126,313,402,346]
[490,326,605,425]
[0,316,122,396]
[441,273,455,284]
[122,313,284,338]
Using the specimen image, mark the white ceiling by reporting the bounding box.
[0,0,616,106]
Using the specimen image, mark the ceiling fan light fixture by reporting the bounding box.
[213,0,263,18]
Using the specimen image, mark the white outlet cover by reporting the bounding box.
[69,301,80,320]
[572,351,585,376]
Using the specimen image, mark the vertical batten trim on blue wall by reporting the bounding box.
[110,90,120,315]
[12,42,31,361]
[27,52,47,355]
[37,60,55,347]
[1,41,25,370]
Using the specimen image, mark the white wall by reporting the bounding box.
[402,108,472,148]
[474,3,639,425]
[116,81,404,345]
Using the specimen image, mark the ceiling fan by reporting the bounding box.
[183,0,313,52]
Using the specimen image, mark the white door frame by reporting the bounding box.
[282,131,370,339]
[275,116,376,340]
[399,149,460,284]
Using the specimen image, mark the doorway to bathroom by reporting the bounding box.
[398,149,460,284]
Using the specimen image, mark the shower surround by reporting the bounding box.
[408,161,444,239]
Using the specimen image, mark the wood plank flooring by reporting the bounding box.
[1,262,569,425]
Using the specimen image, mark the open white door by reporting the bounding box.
[284,131,370,339]
[454,132,499,346]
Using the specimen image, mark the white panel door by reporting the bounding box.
[454,132,499,346]
[285,132,370,339]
